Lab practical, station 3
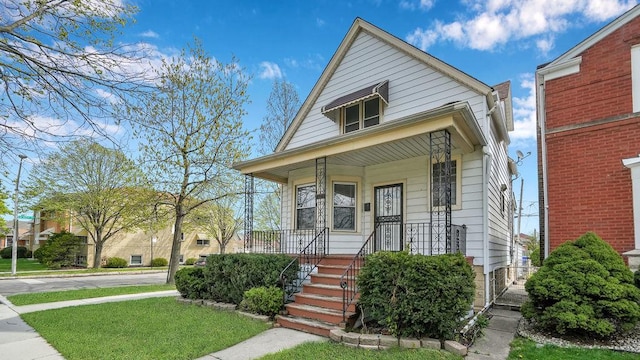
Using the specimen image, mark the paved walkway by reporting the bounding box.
[466,308,522,360]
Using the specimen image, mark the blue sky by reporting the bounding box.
[4,0,639,235]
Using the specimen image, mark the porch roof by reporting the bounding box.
[233,101,486,183]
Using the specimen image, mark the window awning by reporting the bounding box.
[321,80,389,121]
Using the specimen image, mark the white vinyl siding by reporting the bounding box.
[285,31,486,150]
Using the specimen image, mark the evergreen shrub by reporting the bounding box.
[240,286,284,318]
[35,231,84,269]
[185,257,197,265]
[0,246,29,259]
[175,267,208,300]
[104,257,127,268]
[357,251,475,340]
[150,258,168,267]
[522,232,640,338]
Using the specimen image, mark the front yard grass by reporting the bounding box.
[0,258,48,272]
[7,284,176,305]
[507,338,639,360]
[21,297,270,360]
[258,341,462,360]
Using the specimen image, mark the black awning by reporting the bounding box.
[321,80,389,116]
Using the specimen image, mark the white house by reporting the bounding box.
[233,18,515,335]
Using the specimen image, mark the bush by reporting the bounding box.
[203,254,298,305]
[634,269,640,289]
[104,257,128,268]
[357,251,475,340]
[185,257,197,265]
[36,231,84,269]
[150,258,168,267]
[33,246,44,262]
[240,286,284,318]
[0,246,30,259]
[522,232,640,338]
[175,267,208,300]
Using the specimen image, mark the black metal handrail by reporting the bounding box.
[339,223,379,322]
[278,227,329,306]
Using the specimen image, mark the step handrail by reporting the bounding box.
[279,227,329,307]
[339,223,379,322]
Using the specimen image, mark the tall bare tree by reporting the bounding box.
[0,0,150,168]
[126,40,250,284]
[186,196,242,254]
[24,139,150,267]
[258,80,300,155]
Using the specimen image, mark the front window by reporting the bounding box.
[296,184,316,230]
[130,255,142,266]
[333,183,356,231]
[432,159,458,207]
[343,97,380,133]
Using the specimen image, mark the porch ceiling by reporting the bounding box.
[234,102,486,183]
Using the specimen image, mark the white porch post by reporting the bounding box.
[623,155,640,271]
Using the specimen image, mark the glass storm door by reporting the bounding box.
[374,184,403,251]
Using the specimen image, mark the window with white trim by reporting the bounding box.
[196,239,210,246]
[130,255,142,266]
[342,97,380,133]
[432,158,461,208]
[333,183,356,231]
[295,184,316,230]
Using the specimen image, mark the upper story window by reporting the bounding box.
[321,80,388,132]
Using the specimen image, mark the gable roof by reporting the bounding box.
[275,17,494,152]
[543,4,640,68]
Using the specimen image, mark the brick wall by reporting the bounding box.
[543,16,640,256]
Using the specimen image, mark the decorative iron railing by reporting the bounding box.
[245,229,316,254]
[278,228,329,305]
[340,222,466,321]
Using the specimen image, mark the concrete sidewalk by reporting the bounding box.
[466,308,522,360]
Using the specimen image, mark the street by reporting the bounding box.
[0,272,168,296]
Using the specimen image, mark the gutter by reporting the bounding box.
[537,73,550,259]
[482,145,491,307]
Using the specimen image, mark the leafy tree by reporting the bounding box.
[524,232,541,267]
[35,230,84,269]
[0,185,10,236]
[186,197,242,254]
[24,139,150,268]
[0,0,150,167]
[125,40,250,284]
[254,80,300,230]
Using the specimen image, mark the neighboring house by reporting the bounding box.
[537,5,640,270]
[234,18,515,334]
[31,210,243,267]
[1,220,34,250]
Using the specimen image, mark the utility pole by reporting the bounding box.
[516,177,524,249]
[12,154,27,276]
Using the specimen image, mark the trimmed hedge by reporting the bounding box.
[151,258,168,267]
[0,246,30,259]
[175,267,208,300]
[522,232,640,338]
[202,254,298,305]
[240,286,284,318]
[357,251,475,340]
[185,257,197,265]
[105,257,128,268]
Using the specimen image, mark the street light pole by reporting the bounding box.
[11,154,27,276]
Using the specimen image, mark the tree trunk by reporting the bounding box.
[166,206,184,284]
[93,231,103,268]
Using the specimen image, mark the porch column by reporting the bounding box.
[244,174,254,252]
[623,155,640,271]
[316,157,327,253]
[430,130,452,254]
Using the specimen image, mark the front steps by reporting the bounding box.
[276,255,357,337]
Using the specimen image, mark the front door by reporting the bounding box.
[374,184,403,251]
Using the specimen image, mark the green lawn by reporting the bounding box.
[21,297,271,360]
[258,341,462,360]
[0,258,48,272]
[7,284,176,305]
[507,338,639,360]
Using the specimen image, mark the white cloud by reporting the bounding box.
[258,61,283,80]
[406,0,637,51]
[139,30,159,38]
[511,73,537,141]
[316,18,325,27]
[400,0,436,11]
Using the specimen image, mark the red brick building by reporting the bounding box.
[537,5,640,270]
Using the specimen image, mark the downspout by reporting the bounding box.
[537,74,550,259]
[482,145,491,307]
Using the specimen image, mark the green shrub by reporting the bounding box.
[33,246,44,262]
[150,258,168,267]
[175,267,208,300]
[0,246,30,259]
[203,253,297,305]
[634,270,640,289]
[522,232,640,338]
[36,231,84,269]
[530,247,541,267]
[185,257,197,265]
[105,257,128,268]
[357,251,475,340]
[240,286,284,318]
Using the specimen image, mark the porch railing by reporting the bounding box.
[279,228,329,305]
[246,229,316,254]
[340,222,467,321]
